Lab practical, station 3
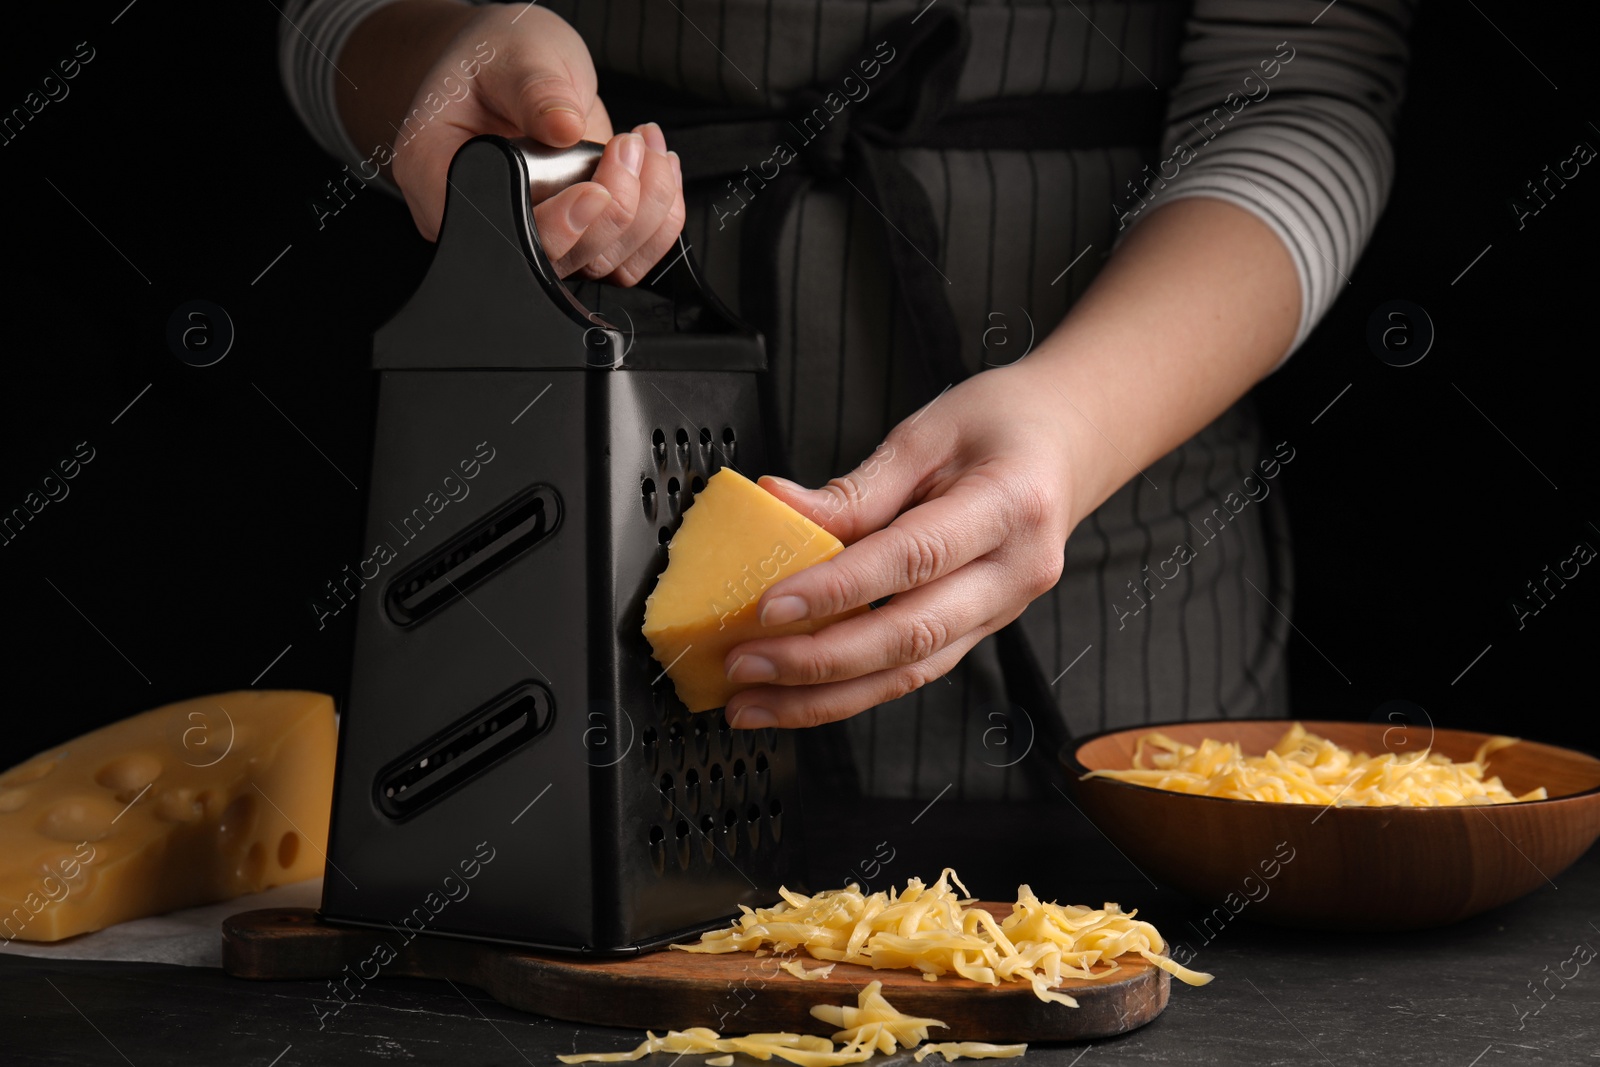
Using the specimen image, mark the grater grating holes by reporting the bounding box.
[707,762,724,808]
[745,803,762,849]
[676,820,692,870]
[641,477,657,521]
[648,824,666,875]
[684,767,701,813]
[699,814,717,862]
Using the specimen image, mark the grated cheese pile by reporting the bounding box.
[558,980,1025,1067]
[1082,722,1547,806]
[672,868,1212,1003]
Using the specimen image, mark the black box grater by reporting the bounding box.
[318,135,807,954]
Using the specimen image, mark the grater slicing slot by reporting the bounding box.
[376,681,554,818]
[385,485,562,625]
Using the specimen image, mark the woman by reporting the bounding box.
[279,0,1412,800]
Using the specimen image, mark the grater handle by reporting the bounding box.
[512,138,606,206]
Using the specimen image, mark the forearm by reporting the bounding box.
[335,0,480,172]
[1024,196,1300,523]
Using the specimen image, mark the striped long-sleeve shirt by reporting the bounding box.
[278,0,1414,801]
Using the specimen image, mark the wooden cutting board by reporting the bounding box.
[222,905,1169,1041]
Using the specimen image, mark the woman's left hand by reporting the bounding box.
[723,360,1082,729]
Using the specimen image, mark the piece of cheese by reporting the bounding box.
[1082,722,1548,806]
[0,690,335,942]
[643,469,867,712]
[914,1043,1028,1061]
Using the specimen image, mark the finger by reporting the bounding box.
[757,400,954,544]
[582,126,678,281]
[557,132,678,281]
[545,132,640,275]
[726,559,1010,687]
[531,181,614,262]
[755,477,1011,626]
[476,12,600,146]
[638,120,668,155]
[726,628,987,730]
[609,153,685,284]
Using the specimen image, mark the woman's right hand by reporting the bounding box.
[388,3,685,285]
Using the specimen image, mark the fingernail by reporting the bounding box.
[667,149,682,185]
[727,655,777,683]
[566,185,611,230]
[540,104,581,117]
[619,133,645,177]
[637,121,667,153]
[730,706,777,729]
[760,596,809,627]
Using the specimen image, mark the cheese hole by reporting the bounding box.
[277,831,300,869]
[0,789,29,813]
[218,795,258,849]
[94,753,162,793]
[2,756,62,788]
[37,796,118,842]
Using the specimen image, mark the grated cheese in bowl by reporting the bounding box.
[1081,723,1547,806]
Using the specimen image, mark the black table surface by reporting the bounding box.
[4,797,1597,1067]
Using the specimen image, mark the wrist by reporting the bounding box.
[997,343,1124,531]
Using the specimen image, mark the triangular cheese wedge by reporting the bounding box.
[643,469,867,712]
[0,690,335,941]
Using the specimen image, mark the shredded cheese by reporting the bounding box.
[914,1044,1028,1061]
[1082,723,1547,806]
[673,868,1212,1001]
[781,960,836,981]
[558,981,958,1067]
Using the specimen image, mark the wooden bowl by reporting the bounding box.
[1061,720,1600,931]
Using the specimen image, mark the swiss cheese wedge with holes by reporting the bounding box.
[0,690,335,941]
[643,469,867,712]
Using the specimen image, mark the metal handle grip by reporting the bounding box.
[511,138,605,206]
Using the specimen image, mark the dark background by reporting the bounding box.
[2,0,1596,766]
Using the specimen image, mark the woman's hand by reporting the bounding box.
[722,361,1081,729]
[380,3,685,283]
